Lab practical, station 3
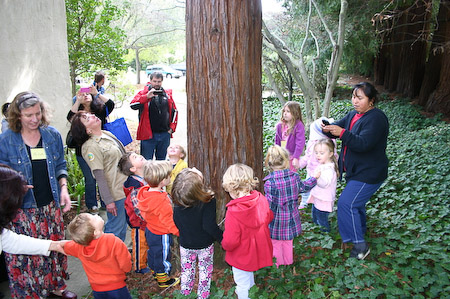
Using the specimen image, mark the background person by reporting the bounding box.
[67,88,115,213]
[322,82,389,260]
[70,111,128,241]
[0,92,72,298]
[130,72,178,160]
[1,102,9,133]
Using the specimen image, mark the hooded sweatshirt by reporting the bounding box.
[137,186,179,236]
[222,190,274,272]
[64,233,131,292]
[123,175,147,230]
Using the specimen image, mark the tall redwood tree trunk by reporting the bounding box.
[185,1,263,265]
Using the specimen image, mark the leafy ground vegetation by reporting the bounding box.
[74,94,450,298]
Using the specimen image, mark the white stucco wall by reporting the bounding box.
[0,0,72,137]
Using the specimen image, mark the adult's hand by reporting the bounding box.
[146,88,156,99]
[60,188,72,213]
[322,124,344,137]
[106,202,117,216]
[49,240,68,255]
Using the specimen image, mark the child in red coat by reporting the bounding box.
[222,163,274,299]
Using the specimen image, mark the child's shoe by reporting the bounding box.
[349,242,370,260]
[155,273,180,288]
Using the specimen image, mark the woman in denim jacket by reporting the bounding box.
[0,92,74,298]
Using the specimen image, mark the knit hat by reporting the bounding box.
[309,117,334,141]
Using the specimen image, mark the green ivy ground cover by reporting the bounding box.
[154,97,450,299]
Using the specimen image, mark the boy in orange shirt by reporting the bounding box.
[64,213,132,299]
[137,161,180,288]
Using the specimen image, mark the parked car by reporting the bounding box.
[169,62,186,76]
[146,64,183,79]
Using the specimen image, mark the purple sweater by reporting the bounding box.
[275,121,305,159]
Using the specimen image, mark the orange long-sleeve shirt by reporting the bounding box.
[64,233,131,292]
[137,187,179,236]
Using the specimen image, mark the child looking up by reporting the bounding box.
[307,139,339,232]
[137,161,180,288]
[298,117,337,209]
[65,213,132,299]
[118,152,149,274]
[222,164,273,299]
[264,145,318,267]
[275,101,305,172]
[172,168,223,298]
[166,144,188,194]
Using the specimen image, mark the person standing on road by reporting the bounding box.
[130,72,178,160]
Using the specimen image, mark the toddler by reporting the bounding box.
[275,101,305,172]
[222,163,273,299]
[166,144,188,194]
[307,139,339,232]
[172,168,223,298]
[264,145,317,267]
[65,213,132,299]
[118,152,150,274]
[137,161,180,287]
[299,117,337,209]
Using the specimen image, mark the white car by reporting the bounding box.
[146,65,183,79]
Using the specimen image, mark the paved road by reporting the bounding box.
[0,73,188,298]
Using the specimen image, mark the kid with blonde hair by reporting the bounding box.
[166,144,188,194]
[264,146,318,267]
[307,139,339,232]
[137,161,180,288]
[222,164,273,299]
[172,168,223,298]
[65,213,132,299]
[275,101,305,171]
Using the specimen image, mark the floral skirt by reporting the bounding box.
[4,201,69,299]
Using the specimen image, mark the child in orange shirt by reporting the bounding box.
[64,213,132,299]
[137,161,180,288]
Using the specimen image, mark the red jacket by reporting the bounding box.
[64,233,131,292]
[130,85,178,140]
[137,186,179,236]
[222,191,274,271]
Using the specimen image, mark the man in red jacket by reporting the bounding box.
[130,72,178,160]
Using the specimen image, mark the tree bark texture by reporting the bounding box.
[185,0,263,259]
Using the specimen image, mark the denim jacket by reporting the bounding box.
[0,126,68,209]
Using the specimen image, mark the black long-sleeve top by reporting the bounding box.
[173,198,223,250]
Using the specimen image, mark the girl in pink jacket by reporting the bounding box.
[307,139,339,232]
[222,164,273,299]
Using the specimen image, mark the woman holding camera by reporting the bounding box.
[67,87,114,213]
[322,82,389,260]
[0,92,73,298]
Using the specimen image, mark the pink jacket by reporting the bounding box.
[222,191,274,271]
[307,163,337,212]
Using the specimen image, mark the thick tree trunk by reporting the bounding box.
[424,1,450,115]
[186,1,263,267]
[396,1,430,98]
[418,0,449,106]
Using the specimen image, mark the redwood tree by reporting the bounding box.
[185,0,263,257]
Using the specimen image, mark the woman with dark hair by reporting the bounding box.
[70,111,128,241]
[0,164,66,255]
[322,82,389,260]
[0,92,74,298]
[67,89,114,213]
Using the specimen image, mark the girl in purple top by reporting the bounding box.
[264,146,318,267]
[275,101,306,172]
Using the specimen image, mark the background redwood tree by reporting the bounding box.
[185,0,263,263]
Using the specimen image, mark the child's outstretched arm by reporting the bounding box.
[298,176,317,193]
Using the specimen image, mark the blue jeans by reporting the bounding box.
[104,198,127,242]
[145,228,173,274]
[140,132,171,160]
[92,286,132,299]
[312,205,330,232]
[76,155,98,209]
[337,180,383,244]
